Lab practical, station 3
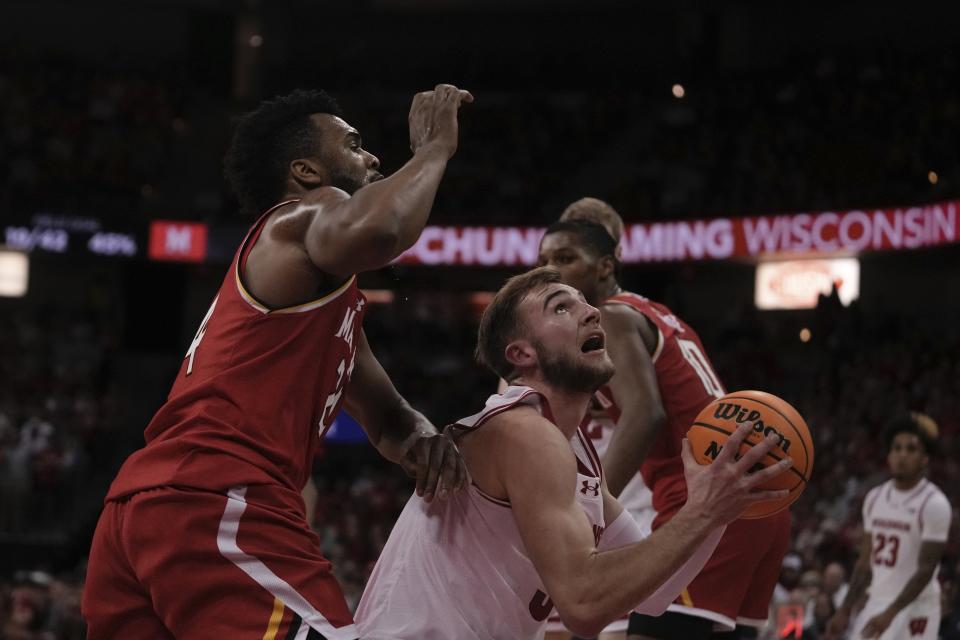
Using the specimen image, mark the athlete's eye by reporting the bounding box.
[555,303,568,314]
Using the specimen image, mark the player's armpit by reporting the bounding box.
[597,304,667,497]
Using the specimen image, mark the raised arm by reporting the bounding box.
[302,85,472,277]
[493,411,789,637]
[598,304,667,497]
[343,329,468,501]
[243,86,473,309]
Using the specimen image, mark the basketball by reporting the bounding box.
[687,390,814,519]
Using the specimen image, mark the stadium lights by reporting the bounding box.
[0,249,29,297]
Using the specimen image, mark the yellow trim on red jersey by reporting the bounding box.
[234,264,356,315]
[262,597,285,640]
[679,588,694,607]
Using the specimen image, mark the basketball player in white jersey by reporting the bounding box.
[826,413,952,640]
[356,267,794,639]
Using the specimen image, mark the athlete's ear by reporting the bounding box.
[505,339,537,371]
[598,255,616,280]
[290,158,328,188]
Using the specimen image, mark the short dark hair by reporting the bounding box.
[883,412,938,456]
[476,267,563,381]
[544,219,620,281]
[224,89,343,217]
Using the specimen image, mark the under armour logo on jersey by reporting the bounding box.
[356,298,365,312]
[580,480,600,497]
[909,618,928,636]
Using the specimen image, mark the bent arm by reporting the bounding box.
[597,486,724,616]
[498,413,718,637]
[342,329,436,462]
[302,143,450,277]
[882,540,946,617]
[599,305,667,497]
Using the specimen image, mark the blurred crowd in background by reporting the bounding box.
[2,46,958,227]
[2,290,958,638]
[2,5,960,637]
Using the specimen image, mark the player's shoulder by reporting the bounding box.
[863,481,888,512]
[599,300,644,329]
[922,481,952,512]
[265,189,350,240]
[485,405,570,449]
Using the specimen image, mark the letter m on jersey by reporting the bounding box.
[909,618,927,636]
[335,304,359,349]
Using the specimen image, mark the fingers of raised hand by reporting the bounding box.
[744,456,793,489]
[716,420,754,462]
[734,431,781,472]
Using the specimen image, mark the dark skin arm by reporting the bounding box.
[860,540,947,638]
[244,85,473,308]
[342,330,469,501]
[826,532,873,639]
[598,303,667,497]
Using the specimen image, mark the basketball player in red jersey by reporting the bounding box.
[540,203,791,640]
[81,85,472,639]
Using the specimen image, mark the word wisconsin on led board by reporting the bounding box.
[396,200,958,266]
[755,258,860,310]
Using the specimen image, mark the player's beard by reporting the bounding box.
[328,167,366,195]
[533,339,614,394]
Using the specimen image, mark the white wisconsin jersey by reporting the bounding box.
[861,478,951,604]
[584,386,654,528]
[355,386,605,640]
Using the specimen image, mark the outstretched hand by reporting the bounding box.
[682,419,793,526]
[399,431,470,502]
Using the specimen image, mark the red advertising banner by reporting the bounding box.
[395,200,959,266]
[148,221,208,263]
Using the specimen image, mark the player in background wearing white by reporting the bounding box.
[826,413,952,640]
[356,267,794,639]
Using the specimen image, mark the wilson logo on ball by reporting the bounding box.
[713,403,793,453]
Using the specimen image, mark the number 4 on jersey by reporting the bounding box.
[185,295,219,376]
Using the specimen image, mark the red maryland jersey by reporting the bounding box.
[107,200,367,499]
[604,292,725,513]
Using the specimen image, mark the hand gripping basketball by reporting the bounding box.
[681,420,793,526]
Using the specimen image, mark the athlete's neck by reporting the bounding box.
[892,475,925,492]
[512,377,592,440]
[596,279,622,304]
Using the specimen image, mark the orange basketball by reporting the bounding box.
[687,390,813,519]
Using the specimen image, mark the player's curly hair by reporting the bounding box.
[477,267,563,381]
[224,89,343,217]
[883,412,939,456]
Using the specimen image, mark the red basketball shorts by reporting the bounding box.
[82,484,358,639]
[654,502,791,630]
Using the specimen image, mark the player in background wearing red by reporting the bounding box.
[82,85,472,639]
[540,201,791,640]
[826,413,951,640]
